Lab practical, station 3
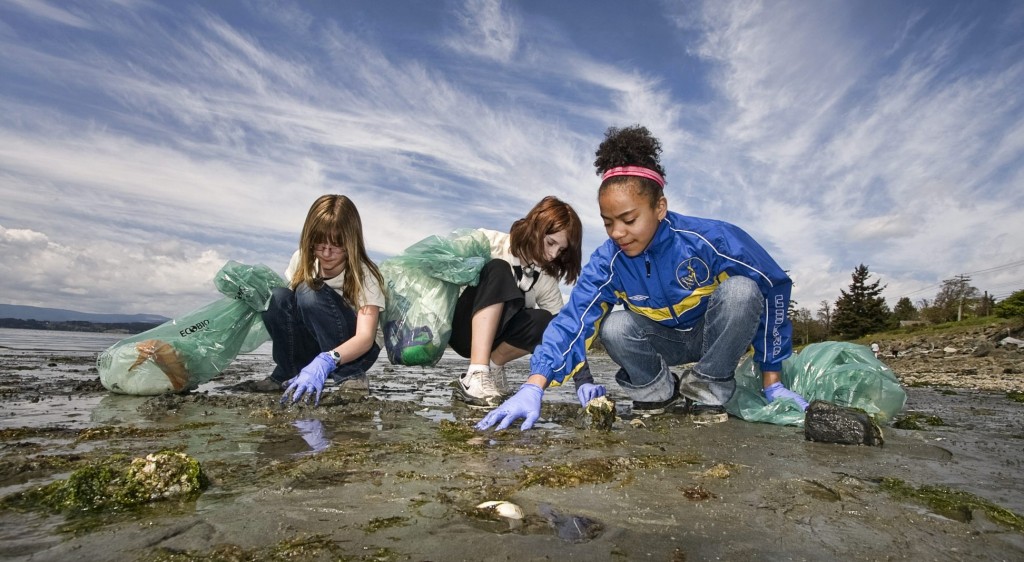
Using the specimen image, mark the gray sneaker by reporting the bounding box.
[453,367,503,408]
[336,374,369,393]
[248,377,285,392]
[631,373,682,416]
[490,363,511,395]
[685,398,729,424]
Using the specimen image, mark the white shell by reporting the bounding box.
[476,500,525,519]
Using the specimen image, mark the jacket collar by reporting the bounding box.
[641,213,675,256]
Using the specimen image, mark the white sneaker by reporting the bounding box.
[453,367,502,408]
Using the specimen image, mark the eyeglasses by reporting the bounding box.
[314,243,344,255]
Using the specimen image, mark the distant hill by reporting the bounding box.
[0,304,169,324]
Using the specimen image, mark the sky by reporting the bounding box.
[1,0,1023,319]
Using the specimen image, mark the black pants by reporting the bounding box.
[448,259,552,358]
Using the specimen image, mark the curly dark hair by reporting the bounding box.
[593,125,666,208]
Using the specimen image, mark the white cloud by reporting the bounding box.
[4,0,95,29]
[0,0,1021,320]
[444,0,520,63]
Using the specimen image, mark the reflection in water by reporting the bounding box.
[293,418,330,455]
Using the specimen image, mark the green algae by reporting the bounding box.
[145,534,357,561]
[362,515,411,532]
[437,419,478,442]
[1,450,207,515]
[76,422,215,441]
[1007,391,1024,403]
[519,454,701,489]
[881,478,1024,531]
[0,426,78,441]
[892,413,946,430]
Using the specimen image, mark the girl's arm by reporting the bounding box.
[330,305,380,363]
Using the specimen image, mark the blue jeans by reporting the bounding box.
[599,276,763,404]
[262,284,380,384]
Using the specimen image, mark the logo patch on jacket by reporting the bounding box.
[676,258,710,290]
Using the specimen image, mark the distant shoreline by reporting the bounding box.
[0,318,159,335]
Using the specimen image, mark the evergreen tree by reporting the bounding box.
[833,264,890,339]
[892,297,918,322]
[994,290,1024,319]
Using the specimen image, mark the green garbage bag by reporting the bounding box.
[379,229,491,366]
[726,342,907,426]
[97,261,286,395]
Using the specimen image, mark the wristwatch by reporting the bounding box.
[329,350,343,365]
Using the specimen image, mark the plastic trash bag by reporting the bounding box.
[726,341,907,427]
[97,261,286,395]
[379,229,491,366]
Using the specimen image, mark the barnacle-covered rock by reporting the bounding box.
[124,451,207,501]
[576,396,616,431]
[2,450,207,513]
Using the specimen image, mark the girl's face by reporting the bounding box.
[543,230,569,264]
[314,242,347,276]
[599,186,667,257]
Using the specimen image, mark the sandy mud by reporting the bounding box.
[1,343,1023,561]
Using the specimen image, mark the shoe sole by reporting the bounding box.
[451,385,501,409]
[691,412,729,424]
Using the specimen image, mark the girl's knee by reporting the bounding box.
[716,276,761,305]
[264,287,295,318]
[294,282,328,309]
[599,311,639,350]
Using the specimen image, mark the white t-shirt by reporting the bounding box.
[477,229,564,315]
[285,250,386,310]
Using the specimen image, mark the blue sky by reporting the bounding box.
[1,0,1022,318]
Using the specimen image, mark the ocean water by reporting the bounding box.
[0,327,272,355]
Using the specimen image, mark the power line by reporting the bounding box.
[898,259,1024,300]
[961,259,1024,277]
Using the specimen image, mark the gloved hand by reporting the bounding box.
[281,352,335,406]
[475,383,544,431]
[293,419,330,453]
[763,382,809,411]
[576,383,606,407]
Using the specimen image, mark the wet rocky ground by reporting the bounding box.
[1,333,1023,561]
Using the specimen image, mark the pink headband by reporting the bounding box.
[601,166,665,188]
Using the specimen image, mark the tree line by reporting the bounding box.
[789,264,1024,344]
[0,318,159,334]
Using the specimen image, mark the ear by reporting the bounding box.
[656,196,668,221]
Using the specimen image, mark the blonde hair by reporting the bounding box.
[291,194,384,308]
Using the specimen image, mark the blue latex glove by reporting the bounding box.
[576,383,606,407]
[293,419,330,453]
[282,352,335,406]
[763,382,809,411]
[475,383,544,431]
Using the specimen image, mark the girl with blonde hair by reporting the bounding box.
[262,194,386,406]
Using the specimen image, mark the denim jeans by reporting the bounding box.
[599,275,763,404]
[262,283,381,384]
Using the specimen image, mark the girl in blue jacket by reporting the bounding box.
[478,125,808,431]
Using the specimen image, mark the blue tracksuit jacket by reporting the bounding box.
[531,211,793,384]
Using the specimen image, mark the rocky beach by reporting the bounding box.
[1,323,1023,561]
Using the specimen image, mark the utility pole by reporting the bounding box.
[956,274,971,322]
